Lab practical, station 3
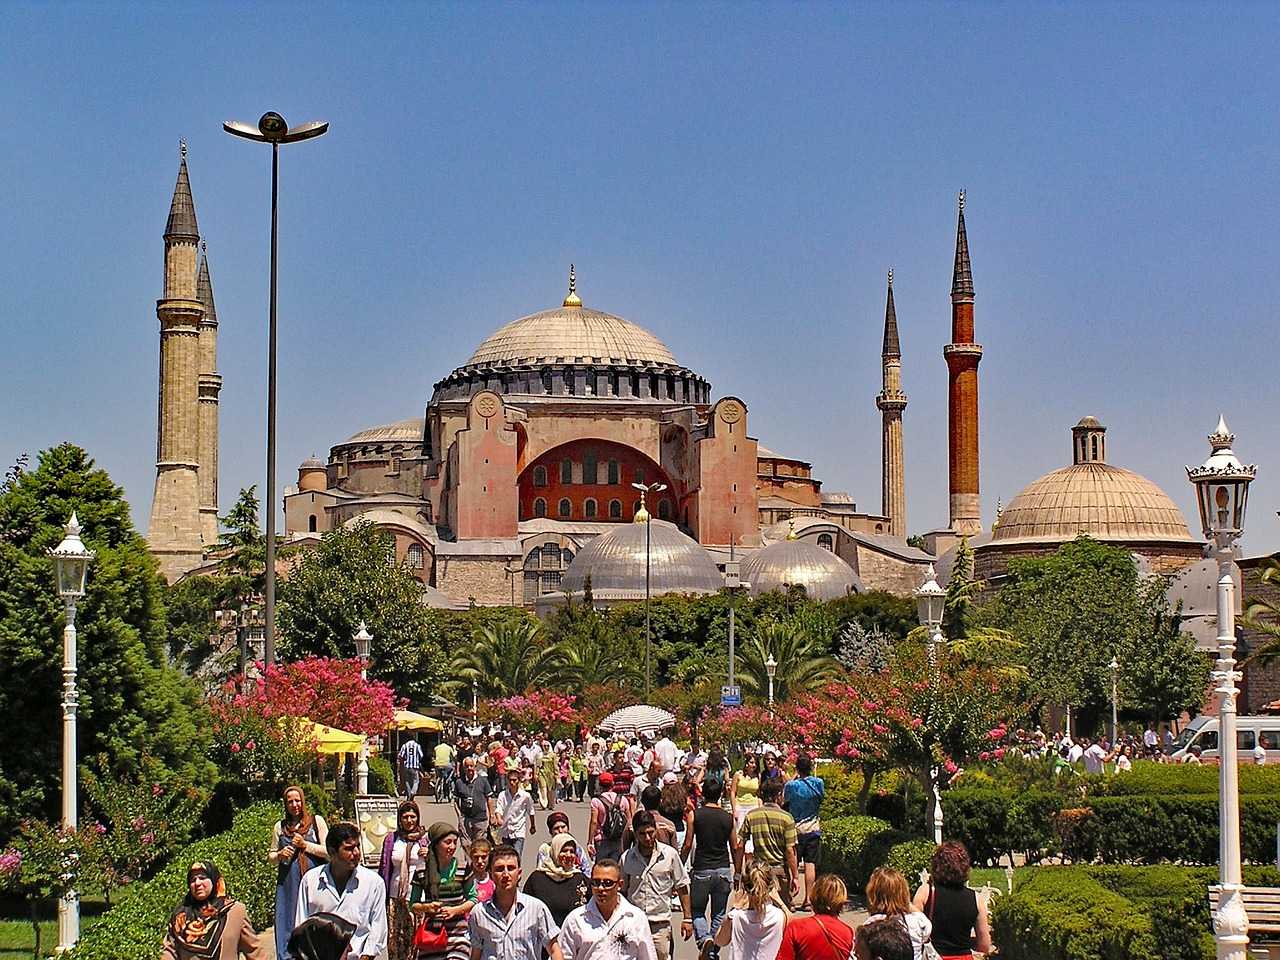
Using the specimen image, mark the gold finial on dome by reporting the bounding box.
[563,263,582,308]
[633,504,650,524]
[786,519,798,540]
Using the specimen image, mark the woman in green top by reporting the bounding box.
[538,739,559,811]
[569,747,588,801]
[410,822,477,960]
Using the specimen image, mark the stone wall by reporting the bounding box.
[437,555,519,606]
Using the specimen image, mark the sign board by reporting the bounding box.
[354,795,400,867]
[723,560,741,590]
[720,684,742,707]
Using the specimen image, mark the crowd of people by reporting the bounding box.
[161,728,996,960]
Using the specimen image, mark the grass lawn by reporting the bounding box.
[0,890,129,959]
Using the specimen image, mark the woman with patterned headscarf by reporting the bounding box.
[409,821,477,960]
[161,861,267,960]
[269,785,329,960]
[379,801,428,960]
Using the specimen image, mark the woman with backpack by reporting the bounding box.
[587,771,633,863]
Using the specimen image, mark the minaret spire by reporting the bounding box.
[944,190,983,536]
[165,141,199,241]
[877,267,908,537]
[196,241,222,546]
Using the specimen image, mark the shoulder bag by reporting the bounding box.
[919,884,942,960]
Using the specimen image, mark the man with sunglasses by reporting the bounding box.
[469,845,563,960]
[559,860,656,960]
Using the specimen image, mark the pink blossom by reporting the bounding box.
[245,740,256,751]
[979,751,990,761]
[944,760,958,775]
[993,748,1006,760]
[873,724,888,735]
[151,783,163,797]
[230,743,241,753]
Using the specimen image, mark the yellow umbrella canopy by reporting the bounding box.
[309,721,366,755]
[391,709,444,731]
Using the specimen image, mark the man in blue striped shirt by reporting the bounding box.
[469,845,563,960]
[397,735,424,799]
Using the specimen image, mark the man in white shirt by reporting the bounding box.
[470,844,563,960]
[295,822,387,960]
[1255,736,1269,765]
[496,768,537,858]
[560,859,657,960]
[653,735,678,775]
[622,811,691,960]
[1067,739,1085,766]
[631,761,664,799]
[1082,740,1106,775]
[1143,725,1158,754]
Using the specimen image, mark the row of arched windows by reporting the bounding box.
[531,497,672,521]
[531,459,626,487]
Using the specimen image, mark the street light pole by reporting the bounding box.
[1187,417,1256,960]
[49,513,94,953]
[1110,656,1120,746]
[765,654,777,715]
[632,481,667,699]
[354,621,372,795]
[914,563,946,845]
[224,112,328,665]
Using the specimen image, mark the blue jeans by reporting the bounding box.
[690,866,732,952]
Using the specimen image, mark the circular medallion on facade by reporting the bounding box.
[719,400,743,424]
[474,392,500,419]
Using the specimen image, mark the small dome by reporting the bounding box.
[1075,415,1103,429]
[340,418,424,445]
[462,306,677,368]
[993,463,1194,545]
[561,520,722,600]
[743,539,863,601]
[300,455,325,470]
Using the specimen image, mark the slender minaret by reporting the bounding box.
[196,242,222,547]
[147,141,205,580]
[876,268,908,537]
[944,191,983,536]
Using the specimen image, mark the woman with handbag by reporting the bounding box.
[379,801,429,960]
[269,786,328,960]
[856,868,932,960]
[775,875,853,960]
[409,821,477,960]
[909,843,992,959]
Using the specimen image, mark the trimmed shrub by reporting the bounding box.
[1007,788,1062,860]
[367,756,397,797]
[883,839,935,887]
[866,791,907,829]
[1091,761,1280,798]
[301,781,338,822]
[73,802,277,960]
[819,815,899,890]
[942,787,1011,866]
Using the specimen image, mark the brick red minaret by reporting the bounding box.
[944,191,983,535]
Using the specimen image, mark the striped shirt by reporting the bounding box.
[737,805,796,868]
[398,740,424,770]
[468,892,560,960]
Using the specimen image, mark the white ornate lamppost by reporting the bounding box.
[1187,416,1256,960]
[353,621,372,795]
[914,563,946,844]
[1109,655,1120,746]
[765,654,778,713]
[631,481,667,699]
[49,513,94,953]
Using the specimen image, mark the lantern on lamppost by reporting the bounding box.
[765,653,778,713]
[49,513,94,952]
[1186,416,1256,960]
[913,562,947,845]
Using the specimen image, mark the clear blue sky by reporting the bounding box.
[3,3,1279,553]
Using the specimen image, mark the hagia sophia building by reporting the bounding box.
[148,148,1246,669]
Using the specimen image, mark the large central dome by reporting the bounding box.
[464,305,677,368]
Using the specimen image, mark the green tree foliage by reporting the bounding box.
[991,537,1209,727]
[450,618,565,697]
[0,444,214,840]
[547,605,644,692]
[275,521,446,704]
[739,619,842,702]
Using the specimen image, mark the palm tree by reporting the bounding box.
[449,619,566,697]
[739,620,842,703]
[1244,557,1280,665]
[556,615,644,692]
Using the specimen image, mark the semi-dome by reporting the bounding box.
[464,305,677,368]
[991,418,1195,546]
[743,537,863,600]
[560,520,723,601]
[339,418,425,445]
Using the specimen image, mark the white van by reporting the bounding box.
[1168,715,1280,763]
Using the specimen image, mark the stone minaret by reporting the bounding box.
[876,268,908,537]
[147,142,205,581]
[944,191,983,536]
[196,243,222,547]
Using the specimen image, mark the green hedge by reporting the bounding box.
[73,802,278,960]
[1088,762,1280,798]
[368,756,397,797]
[818,816,931,892]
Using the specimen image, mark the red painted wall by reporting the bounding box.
[518,438,674,523]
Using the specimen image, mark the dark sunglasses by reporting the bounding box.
[590,878,619,888]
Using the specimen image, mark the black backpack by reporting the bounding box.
[600,794,627,841]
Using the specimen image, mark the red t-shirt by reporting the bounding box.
[776,914,854,960]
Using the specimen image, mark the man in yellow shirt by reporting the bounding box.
[433,739,457,803]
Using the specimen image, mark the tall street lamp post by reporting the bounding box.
[49,513,94,953]
[631,481,667,699]
[724,538,744,688]
[765,654,777,714]
[354,621,372,795]
[1109,656,1120,745]
[1187,417,1256,960]
[223,111,329,665]
[914,563,946,844]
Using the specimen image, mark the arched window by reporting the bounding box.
[610,372,620,396]
[609,499,622,519]
[583,451,598,484]
[584,498,597,519]
[817,533,834,551]
[407,543,425,569]
[658,499,671,520]
[1091,436,1099,460]
[561,459,573,484]
[308,514,317,532]
[649,373,659,398]
[533,497,547,518]
[562,548,573,567]
[566,370,576,395]
[541,543,560,567]
[541,368,554,394]
[584,368,596,395]
[558,498,572,519]
[527,548,542,570]
[607,460,620,484]
[634,465,645,485]
[533,465,548,487]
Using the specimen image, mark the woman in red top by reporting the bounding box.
[775,875,853,960]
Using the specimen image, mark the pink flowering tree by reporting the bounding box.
[484,691,581,739]
[0,820,94,957]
